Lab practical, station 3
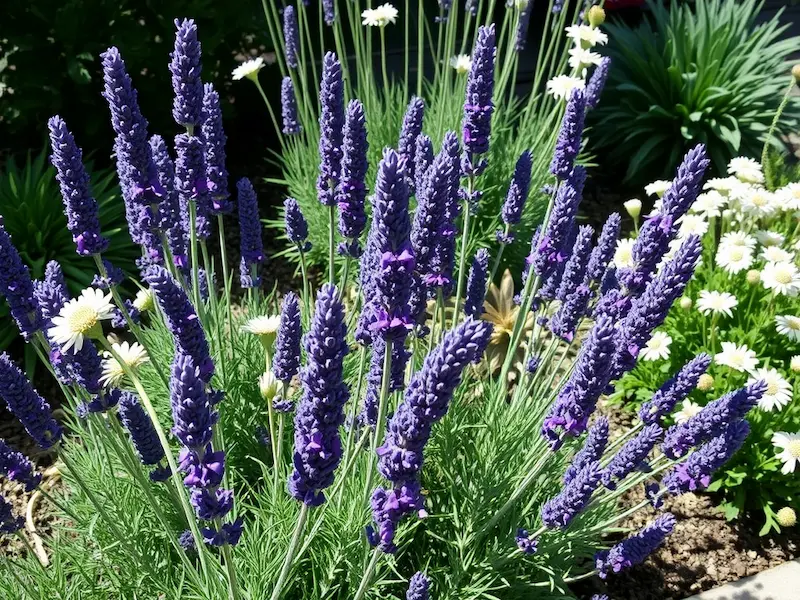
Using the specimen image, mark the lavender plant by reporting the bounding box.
[0,10,762,600]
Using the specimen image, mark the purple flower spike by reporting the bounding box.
[170,19,203,128]
[337,99,369,256]
[175,132,211,240]
[596,513,676,578]
[281,77,302,136]
[515,528,538,554]
[288,284,349,506]
[601,423,663,490]
[149,135,188,268]
[0,220,44,339]
[414,134,435,196]
[500,150,533,232]
[273,292,302,383]
[317,53,345,207]
[662,381,766,459]
[202,83,231,213]
[541,460,601,528]
[34,261,68,321]
[0,496,24,534]
[284,197,310,251]
[586,213,621,286]
[283,5,300,69]
[322,0,335,24]
[515,1,533,51]
[237,178,264,289]
[406,571,430,600]
[117,392,167,476]
[398,97,426,187]
[639,354,712,425]
[0,438,41,491]
[0,354,61,449]
[48,116,109,255]
[586,57,611,110]
[462,25,496,175]
[556,225,594,302]
[143,266,214,381]
[563,417,608,485]
[170,353,214,451]
[550,284,592,342]
[464,249,489,319]
[550,89,586,180]
[361,336,408,427]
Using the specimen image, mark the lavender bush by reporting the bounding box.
[0,8,762,600]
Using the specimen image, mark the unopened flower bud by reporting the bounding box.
[624,199,642,220]
[746,269,761,285]
[777,506,797,528]
[792,64,800,85]
[697,373,714,392]
[679,297,693,310]
[133,288,154,312]
[588,5,606,27]
[791,355,800,373]
[259,371,279,401]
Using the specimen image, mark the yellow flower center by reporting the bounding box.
[776,270,793,285]
[753,195,767,207]
[788,439,800,459]
[766,380,780,396]
[788,319,800,331]
[68,306,99,334]
[730,248,744,261]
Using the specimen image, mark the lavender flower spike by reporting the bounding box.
[414,134,435,196]
[406,572,430,600]
[33,261,68,321]
[170,19,203,128]
[322,0,335,25]
[143,266,214,381]
[273,292,302,384]
[48,116,108,255]
[464,249,489,319]
[515,1,533,51]
[202,83,231,213]
[281,77,302,136]
[283,5,300,69]
[317,53,345,206]
[541,460,601,528]
[0,495,23,534]
[550,284,592,343]
[550,89,586,180]
[639,354,711,425]
[284,197,311,251]
[398,97,425,187]
[117,391,169,481]
[601,423,663,490]
[556,225,594,302]
[596,513,677,578]
[0,219,43,338]
[175,132,212,240]
[462,25,496,175]
[237,178,264,288]
[586,213,621,286]
[586,57,611,110]
[150,135,188,268]
[336,99,369,257]
[500,151,533,235]
[563,418,609,485]
[0,354,61,449]
[0,438,41,491]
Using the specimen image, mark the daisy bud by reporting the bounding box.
[624,199,642,220]
[777,506,797,527]
[791,356,800,373]
[679,297,693,310]
[259,371,279,401]
[133,288,154,312]
[792,64,800,85]
[746,269,761,285]
[588,6,606,28]
[697,373,714,392]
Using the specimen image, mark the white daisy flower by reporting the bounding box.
[777,183,800,211]
[647,197,664,218]
[613,238,635,269]
[728,156,764,184]
[361,3,399,27]
[133,288,154,313]
[716,244,753,275]
[772,431,800,474]
[776,315,800,342]
[704,176,744,197]
[762,261,800,296]
[755,230,785,248]
[748,368,792,411]
[690,190,726,218]
[720,231,756,250]
[696,290,738,317]
[676,214,708,239]
[49,288,115,353]
[760,246,793,263]
[449,54,472,74]
[545,75,585,101]
[565,24,608,47]
[100,341,150,388]
[715,341,759,373]
[644,180,671,198]
[673,399,702,424]
[241,315,281,337]
[738,188,776,218]
[640,331,672,361]
[568,46,603,73]
[259,371,279,401]
[232,57,265,82]
[791,355,800,373]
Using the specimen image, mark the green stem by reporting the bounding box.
[380,27,391,95]
[328,203,337,285]
[352,548,383,600]
[298,248,312,328]
[217,214,236,363]
[221,543,241,600]
[417,0,425,97]
[761,77,796,188]
[269,503,310,600]
[343,346,369,464]
[188,201,204,317]
[253,78,285,146]
[452,194,474,324]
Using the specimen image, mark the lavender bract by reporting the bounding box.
[170,19,203,128]
[273,292,302,383]
[550,89,586,180]
[0,353,61,449]
[237,178,264,288]
[202,83,231,213]
[284,197,311,251]
[336,99,368,256]
[464,248,489,319]
[317,53,345,207]
[639,354,711,425]
[595,513,676,578]
[515,528,539,554]
[281,77,302,136]
[515,1,533,51]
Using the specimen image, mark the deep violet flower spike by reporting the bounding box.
[595,513,676,578]
[281,77,302,136]
[288,284,349,506]
[273,292,302,383]
[34,261,68,321]
[170,353,214,450]
[585,56,611,110]
[0,495,23,534]
[501,150,533,227]
[515,528,539,554]
[462,25,496,173]
[586,212,621,286]
[117,391,165,469]
[47,116,109,255]
[464,249,489,319]
[550,284,591,343]
[322,0,335,24]
[175,132,211,240]
[317,53,345,206]
[601,423,663,490]
[541,460,601,528]
[406,571,430,600]
[0,354,61,449]
[515,1,533,51]
[170,19,203,127]
[143,266,214,381]
[202,83,231,213]
[662,381,766,459]
[237,178,264,288]
[283,5,300,69]
[414,134,435,195]
[336,100,368,256]
[0,438,41,491]
[639,354,711,425]
[556,224,594,302]
[149,135,187,267]
[398,97,425,185]
[284,198,311,251]
[0,220,43,339]
[550,89,586,180]
[563,417,608,485]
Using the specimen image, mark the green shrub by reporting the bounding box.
[589,0,800,187]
